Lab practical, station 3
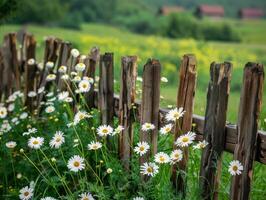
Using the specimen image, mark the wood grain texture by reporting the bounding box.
[118,56,137,170]
[172,54,197,196]
[230,63,264,200]
[139,59,161,167]
[199,62,232,200]
[98,53,114,125]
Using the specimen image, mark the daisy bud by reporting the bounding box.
[107,168,113,174]
[51,157,57,162]
[20,149,24,153]
[16,173,22,179]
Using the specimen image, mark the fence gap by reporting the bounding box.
[199,62,232,200]
[171,54,197,196]
[139,59,161,171]
[230,62,264,200]
[118,56,137,170]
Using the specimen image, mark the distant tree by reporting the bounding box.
[0,0,18,22]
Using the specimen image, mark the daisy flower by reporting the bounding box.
[154,152,170,164]
[61,74,69,80]
[228,160,243,176]
[37,86,45,94]
[46,61,54,69]
[166,107,185,122]
[112,125,124,136]
[27,58,35,65]
[75,63,86,72]
[161,77,168,83]
[28,137,44,149]
[140,162,159,177]
[133,197,145,200]
[73,75,81,83]
[49,131,65,149]
[37,62,44,70]
[71,48,80,58]
[107,168,113,174]
[79,192,94,200]
[19,185,34,200]
[58,65,67,73]
[45,105,55,113]
[141,123,155,132]
[6,141,17,149]
[134,141,150,156]
[20,112,28,119]
[0,107,7,118]
[28,91,37,97]
[57,91,69,101]
[78,80,91,93]
[170,149,183,164]
[65,97,73,103]
[193,140,208,149]
[160,124,173,135]
[97,125,113,137]
[175,131,196,147]
[67,155,85,172]
[73,111,91,125]
[88,141,102,150]
[46,74,56,81]
[41,197,57,200]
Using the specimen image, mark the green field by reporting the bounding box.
[0,21,265,126]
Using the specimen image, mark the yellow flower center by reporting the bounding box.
[83,198,89,200]
[73,161,80,167]
[24,191,29,196]
[82,84,87,88]
[147,167,153,173]
[139,146,145,151]
[174,113,180,118]
[174,154,179,159]
[165,127,170,132]
[159,156,165,162]
[182,137,189,143]
[102,129,108,134]
[55,138,61,142]
[232,165,238,171]
[33,140,39,145]
[92,144,98,149]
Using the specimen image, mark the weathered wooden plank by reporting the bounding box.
[84,47,99,108]
[118,56,137,170]
[139,59,161,167]
[199,62,232,200]
[230,63,264,200]
[98,53,114,125]
[172,54,197,196]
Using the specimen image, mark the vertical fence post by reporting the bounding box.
[85,47,100,109]
[199,62,232,200]
[140,59,161,168]
[171,54,197,196]
[0,50,4,100]
[118,56,137,170]
[230,63,264,200]
[98,53,114,126]
[22,34,37,112]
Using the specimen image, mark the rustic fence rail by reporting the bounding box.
[0,32,265,200]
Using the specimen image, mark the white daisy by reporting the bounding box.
[141,123,155,132]
[71,71,78,76]
[45,105,55,113]
[75,63,86,72]
[7,103,15,112]
[46,61,54,69]
[107,168,113,174]
[88,141,102,150]
[58,65,67,73]
[175,131,196,147]
[73,111,91,125]
[6,141,17,149]
[193,140,208,149]
[61,74,69,80]
[46,92,54,97]
[134,141,150,156]
[166,107,185,122]
[28,91,37,97]
[67,155,85,172]
[65,97,73,103]
[57,91,69,101]
[73,75,81,83]
[0,107,8,118]
[112,125,124,136]
[27,58,35,65]
[170,149,183,164]
[20,112,28,119]
[40,197,57,200]
[97,125,113,137]
[140,162,159,177]
[19,185,34,200]
[49,131,65,149]
[79,192,94,200]
[160,124,173,135]
[28,137,44,149]
[154,152,170,164]
[71,48,80,58]
[228,160,243,176]
[83,76,94,84]
[133,197,145,200]
[37,62,44,70]
[46,74,56,81]
[78,80,91,93]
[161,77,168,83]
[37,86,45,94]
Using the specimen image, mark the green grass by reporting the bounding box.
[0,22,265,125]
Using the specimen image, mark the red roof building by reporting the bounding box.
[158,6,185,16]
[238,8,264,19]
[195,5,224,18]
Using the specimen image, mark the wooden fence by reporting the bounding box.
[0,32,265,200]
